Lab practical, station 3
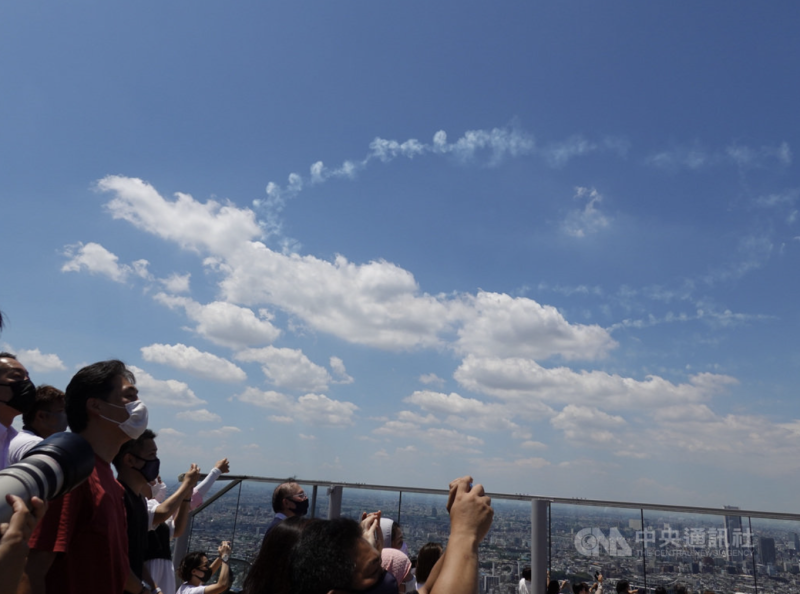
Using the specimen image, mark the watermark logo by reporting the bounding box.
[575,527,633,557]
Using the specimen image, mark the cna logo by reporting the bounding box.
[575,527,633,557]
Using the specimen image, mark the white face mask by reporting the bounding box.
[99,400,149,439]
[150,480,168,503]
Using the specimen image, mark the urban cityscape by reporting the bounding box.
[179,480,800,594]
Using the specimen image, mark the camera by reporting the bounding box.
[0,432,94,523]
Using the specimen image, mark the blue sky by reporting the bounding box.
[2,2,800,511]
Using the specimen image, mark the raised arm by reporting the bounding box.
[427,476,493,594]
[153,464,200,524]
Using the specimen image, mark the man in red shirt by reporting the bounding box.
[18,360,150,594]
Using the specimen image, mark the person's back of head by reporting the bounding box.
[654,587,667,594]
[243,516,311,594]
[416,542,443,585]
[23,384,67,437]
[675,584,687,594]
[65,359,134,433]
[292,518,366,594]
[616,580,630,594]
[381,547,411,585]
[547,579,561,594]
[574,583,590,594]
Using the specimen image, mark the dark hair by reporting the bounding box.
[0,352,18,360]
[547,579,561,594]
[243,516,311,594]
[416,542,443,584]
[521,566,531,581]
[574,583,590,594]
[113,429,156,470]
[22,385,65,428]
[675,584,688,594]
[65,360,134,433]
[292,518,363,594]
[616,580,630,594]
[272,480,298,513]
[654,587,667,594]
[179,551,208,583]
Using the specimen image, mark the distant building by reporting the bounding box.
[723,505,744,561]
[759,537,776,566]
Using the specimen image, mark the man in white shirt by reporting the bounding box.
[0,351,35,470]
[8,384,67,464]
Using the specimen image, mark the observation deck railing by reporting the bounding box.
[174,475,800,594]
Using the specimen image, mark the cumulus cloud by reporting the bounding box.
[236,346,332,392]
[11,347,66,373]
[61,242,150,283]
[373,419,485,454]
[159,272,191,293]
[329,356,354,384]
[404,390,534,437]
[140,344,246,382]
[455,291,617,361]
[154,293,281,349]
[562,187,611,238]
[197,426,241,439]
[176,408,222,422]
[232,386,358,427]
[97,175,262,254]
[550,404,627,443]
[419,373,445,386]
[128,365,206,407]
[454,355,738,411]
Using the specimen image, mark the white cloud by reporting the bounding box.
[404,390,535,438]
[197,426,242,439]
[232,386,358,427]
[373,420,485,454]
[219,245,459,350]
[269,415,294,424]
[455,291,617,361]
[159,272,191,293]
[157,427,185,437]
[97,175,262,255]
[647,142,791,171]
[140,344,246,382]
[542,135,597,168]
[550,404,627,443]
[419,373,445,386]
[176,408,222,422]
[236,346,332,392]
[11,347,66,373]
[562,187,611,238]
[299,433,316,440]
[154,294,281,349]
[61,242,149,283]
[454,355,738,411]
[521,440,548,450]
[329,356,354,384]
[128,365,206,407]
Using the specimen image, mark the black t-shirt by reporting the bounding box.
[145,522,172,561]
[120,481,149,579]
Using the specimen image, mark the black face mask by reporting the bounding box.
[197,567,213,583]
[290,497,309,516]
[133,455,161,482]
[0,378,37,414]
[352,569,399,594]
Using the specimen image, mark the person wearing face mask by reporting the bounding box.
[8,384,68,465]
[0,351,36,470]
[265,480,310,536]
[177,541,232,594]
[20,360,153,594]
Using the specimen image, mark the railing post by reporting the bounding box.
[532,498,549,592]
[328,485,343,519]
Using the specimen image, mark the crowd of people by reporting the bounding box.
[0,312,495,594]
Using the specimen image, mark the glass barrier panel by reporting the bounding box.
[479,497,533,594]
[339,487,402,522]
[748,516,800,594]
[551,503,645,591]
[639,509,756,594]
[392,490,452,556]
